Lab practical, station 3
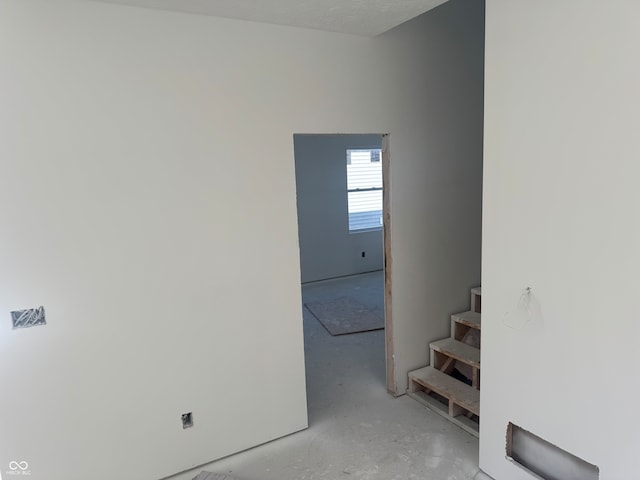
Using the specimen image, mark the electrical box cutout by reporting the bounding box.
[11,306,46,329]
[182,412,193,429]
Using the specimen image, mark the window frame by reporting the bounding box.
[346,147,383,234]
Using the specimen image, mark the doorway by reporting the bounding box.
[293,133,394,403]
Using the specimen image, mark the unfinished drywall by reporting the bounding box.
[0,0,484,478]
[294,134,383,283]
[0,2,388,479]
[482,1,640,479]
[376,0,485,393]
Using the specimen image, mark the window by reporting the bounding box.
[346,148,383,232]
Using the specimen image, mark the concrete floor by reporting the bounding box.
[171,271,488,480]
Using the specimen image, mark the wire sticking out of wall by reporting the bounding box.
[502,287,534,330]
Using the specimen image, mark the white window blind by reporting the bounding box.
[346,148,383,232]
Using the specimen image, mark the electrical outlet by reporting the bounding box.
[181,412,193,429]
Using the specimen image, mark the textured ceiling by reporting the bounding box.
[89,0,450,36]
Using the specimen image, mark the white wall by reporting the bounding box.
[0,2,387,479]
[482,2,640,479]
[294,134,383,283]
[0,0,484,479]
[377,0,485,393]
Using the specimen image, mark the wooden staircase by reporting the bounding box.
[407,287,482,437]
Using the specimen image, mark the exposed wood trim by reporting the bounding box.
[449,402,466,418]
[382,133,396,395]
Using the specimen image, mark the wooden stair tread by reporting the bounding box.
[452,310,481,330]
[431,338,480,368]
[409,366,480,416]
[471,287,481,296]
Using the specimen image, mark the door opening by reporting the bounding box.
[293,133,394,400]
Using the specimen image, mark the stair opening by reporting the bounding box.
[506,423,599,480]
[407,286,482,436]
[450,368,473,386]
[418,388,480,424]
